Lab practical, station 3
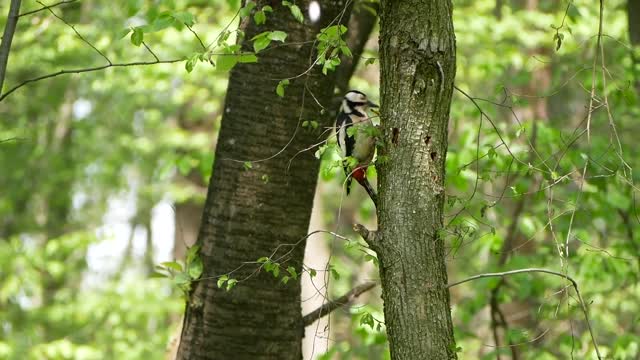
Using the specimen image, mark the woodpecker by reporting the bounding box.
[335,90,379,205]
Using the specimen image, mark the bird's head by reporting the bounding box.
[341,90,378,117]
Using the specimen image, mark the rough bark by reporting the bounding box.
[368,1,458,358]
[176,2,351,359]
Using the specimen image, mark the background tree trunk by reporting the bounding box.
[367,0,458,358]
[176,2,352,359]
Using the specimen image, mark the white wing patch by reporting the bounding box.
[337,120,347,157]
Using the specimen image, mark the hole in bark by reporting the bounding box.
[392,128,400,145]
[424,135,431,146]
[430,151,437,160]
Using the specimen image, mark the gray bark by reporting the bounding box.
[176,2,351,359]
[0,0,21,94]
[367,0,458,358]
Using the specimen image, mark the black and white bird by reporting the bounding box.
[335,90,379,205]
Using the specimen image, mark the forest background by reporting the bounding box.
[1,0,639,359]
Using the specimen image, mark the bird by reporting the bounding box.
[335,90,379,205]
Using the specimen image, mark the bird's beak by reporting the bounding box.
[367,100,379,108]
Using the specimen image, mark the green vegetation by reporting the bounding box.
[1,0,638,359]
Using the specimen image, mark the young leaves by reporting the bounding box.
[316,25,350,74]
[253,5,272,25]
[282,1,304,23]
[131,28,144,46]
[251,31,288,53]
[153,245,203,299]
[276,79,290,97]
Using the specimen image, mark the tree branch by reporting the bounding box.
[302,281,377,327]
[18,0,77,17]
[0,59,182,102]
[0,0,22,94]
[447,268,602,359]
[353,223,380,251]
[37,0,111,64]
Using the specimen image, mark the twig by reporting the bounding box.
[37,0,111,64]
[302,281,377,326]
[0,59,182,101]
[0,0,22,94]
[18,0,77,17]
[186,25,207,51]
[447,268,602,359]
[142,41,159,62]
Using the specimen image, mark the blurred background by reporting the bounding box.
[1,0,639,359]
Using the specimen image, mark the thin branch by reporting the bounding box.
[302,281,377,327]
[37,0,111,64]
[142,41,159,62]
[18,0,77,17]
[353,223,378,250]
[447,268,602,359]
[186,25,207,51]
[0,0,22,94]
[0,59,182,102]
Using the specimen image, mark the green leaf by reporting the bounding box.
[185,58,196,73]
[131,28,144,46]
[340,45,352,57]
[276,79,289,97]
[186,245,200,264]
[173,272,191,285]
[309,268,317,278]
[217,275,229,288]
[330,267,340,280]
[253,37,271,53]
[146,13,175,32]
[254,10,266,25]
[281,276,290,284]
[226,279,238,291]
[172,11,195,26]
[217,54,238,72]
[238,53,258,63]
[188,257,203,279]
[239,1,256,18]
[257,256,270,263]
[150,271,168,278]
[262,5,273,12]
[268,30,287,42]
[289,4,304,23]
[161,261,183,272]
[243,161,253,170]
[272,264,280,278]
[360,312,374,328]
[287,266,298,279]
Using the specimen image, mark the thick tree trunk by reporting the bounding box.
[176,2,351,359]
[365,1,458,358]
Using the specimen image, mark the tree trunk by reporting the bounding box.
[365,1,458,358]
[176,2,351,359]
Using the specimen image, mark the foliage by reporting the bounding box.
[1,0,639,358]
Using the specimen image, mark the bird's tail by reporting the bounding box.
[351,166,378,206]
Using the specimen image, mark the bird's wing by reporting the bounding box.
[335,111,354,159]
